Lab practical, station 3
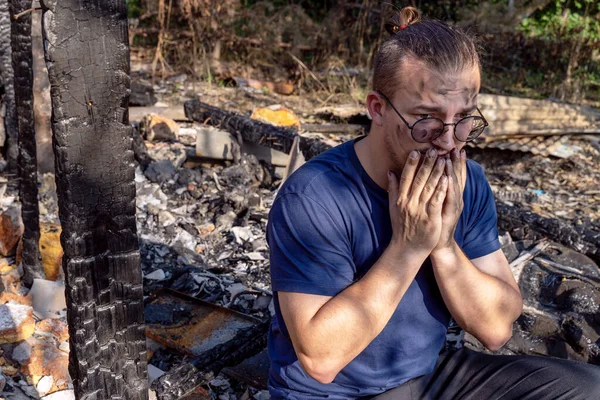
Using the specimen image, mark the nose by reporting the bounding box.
[431,125,456,152]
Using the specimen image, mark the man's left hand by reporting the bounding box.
[432,148,467,254]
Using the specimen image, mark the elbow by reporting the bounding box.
[481,327,513,351]
[298,354,339,385]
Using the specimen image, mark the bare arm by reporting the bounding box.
[278,149,447,384]
[279,244,426,384]
[430,246,522,350]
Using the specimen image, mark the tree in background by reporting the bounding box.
[39,0,148,397]
[520,0,600,102]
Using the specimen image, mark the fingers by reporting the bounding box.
[420,157,445,203]
[387,170,399,205]
[398,150,420,200]
[408,148,438,200]
[428,175,448,215]
[460,149,467,189]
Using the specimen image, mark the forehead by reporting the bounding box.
[393,59,480,108]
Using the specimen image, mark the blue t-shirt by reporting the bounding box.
[267,138,501,399]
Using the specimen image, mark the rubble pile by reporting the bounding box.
[0,75,598,398]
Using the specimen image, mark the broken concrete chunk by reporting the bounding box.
[16,337,70,394]
[231,226,254,244]
[0,205,24,256]
[35,318,69,343]
[0,303,35,344]
[41,390,75,400]
[145,269,167,281]
[36,375,54,397]
[142,113,179,142]
[12,340,32,363]
[29,279,66,319]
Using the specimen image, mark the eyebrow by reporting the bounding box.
[412,104,477,114]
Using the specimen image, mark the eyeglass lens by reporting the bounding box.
[412,117,486,143]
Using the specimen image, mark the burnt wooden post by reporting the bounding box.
[39,0,148,398]
[0,0,18,175]
[9,0,44,286]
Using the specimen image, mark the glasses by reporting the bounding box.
[377,90,488,143]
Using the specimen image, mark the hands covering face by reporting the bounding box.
[387,148,466,254]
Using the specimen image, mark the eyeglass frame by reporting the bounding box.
[376,90,489,143]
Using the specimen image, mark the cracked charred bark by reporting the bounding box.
[40,0,148,399]
[0,0,18,175]
[10,0,44,287]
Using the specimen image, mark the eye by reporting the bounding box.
[417,114,432,120]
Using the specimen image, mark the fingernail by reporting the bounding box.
[441,175,448,184]
[387,170,392,177]
[437,158,444,166]
[428,148,436,157]
[410,151,419,160]
[461,149,466,158]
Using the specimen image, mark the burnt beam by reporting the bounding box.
[496,201,600,265]
[183,100,332,161]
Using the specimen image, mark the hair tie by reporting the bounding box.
[399,25,408,30]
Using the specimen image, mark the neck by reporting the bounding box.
[354,133,394,191]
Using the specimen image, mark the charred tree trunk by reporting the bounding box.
[10,0,44,287]
[39,0,148,399]
[0,0,18,176]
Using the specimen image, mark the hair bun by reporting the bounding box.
[385,6,421,35]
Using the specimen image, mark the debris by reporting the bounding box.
[145,269,167,281]
[185,100,332,161]
[250,106,301,129]
[145,160,178,184]
[28,279,66,319]
[130,81,157,107]
[129,106,187,123]
[0,303,34,344]
[36,375,53,397]
[0,205,24,256]
[234,78,294,96]
[142,113,180,142]
[194,126,290,166]
[40,390,75,400]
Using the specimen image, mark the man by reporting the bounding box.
[266,8,600,399]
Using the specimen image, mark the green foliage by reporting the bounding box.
[519,0,600,41]
[126,0,142,19]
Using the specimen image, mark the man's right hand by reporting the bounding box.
[387,148,448,253]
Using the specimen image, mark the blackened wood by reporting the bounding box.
[0,0,18,175]
[153,321,269,400]
[184,100,332,161]
[39,0,148,398]
[496,201,600,265]
[10,0,43,287]
[130,81,157,106]
[132,126,152,170]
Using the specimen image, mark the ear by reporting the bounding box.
[366,91,386,127]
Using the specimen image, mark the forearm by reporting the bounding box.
[430,243,522,350]
[295,244,427,382]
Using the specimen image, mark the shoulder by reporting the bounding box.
[276,141,359,203]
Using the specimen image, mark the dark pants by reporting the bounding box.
[372,347,600,400]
